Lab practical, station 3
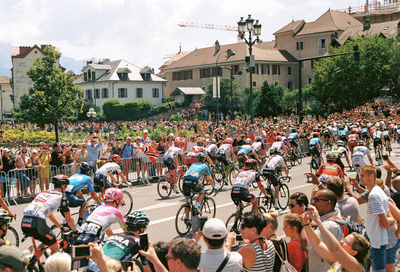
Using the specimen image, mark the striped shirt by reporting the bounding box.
[243,240,275,272]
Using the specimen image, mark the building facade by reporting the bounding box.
[0,76,13,120]
[74,59,166,111]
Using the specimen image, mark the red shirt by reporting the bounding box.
[288,239,307,272]
[317,163,343,177]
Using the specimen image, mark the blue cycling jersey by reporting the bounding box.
[67,173,95,194]
[237,145,251,155]
[309,138,322,147]
[361,128,368,134]
[184,162,210,181]
[338,129,348,136]
[288,133,299,140]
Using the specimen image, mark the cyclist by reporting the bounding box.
[372,128,383,156]
[75,188,127,245]
[237,138,261,165]
[352,140,374,177]
[21,175,78,255]
[205,139,218,164]
[252,136,266,158]
[382,127,391,152]
[360,125,369,147]
[182,153,215,214]
[331,141,351,172]
[288,128,300,153]
[347,129,359,156]
[270,136,287,156]
[0,209,14,246]
[186,138,214,167]
[316,153,344,185]
[322,126,332,147]
[102,211,150,265]
[217,137,237,181]
[66,162,102,226]
[94,154,132,191]
[163,139,186,193]
[262,148,289,209]
[337,125,348,143]
[309,133,323,165]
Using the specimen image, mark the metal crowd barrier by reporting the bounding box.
[300,137,310,156]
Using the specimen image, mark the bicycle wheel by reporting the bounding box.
[120,191,133,216]
[213,165,224,185]
[157,177,172,199]
[289,155,296,167]
[295,153,302,165]
[178,174,184,192]
[5,226,19,247]
[258,206,266,213]
[175,204,191,237]
[201,197,216,218]
[229,166,240,186]
[225,213,241,233]
[278,184,290,210]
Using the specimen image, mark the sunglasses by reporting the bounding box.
[288,203,298,208]
[313,197,330,203]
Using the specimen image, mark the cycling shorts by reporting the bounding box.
[163,157,176,170]
[289,139,298,147]
[373,139,382,149]
[231,187,255,206]
[94,172,112,191]
[66,192,85,207]
[309,145,320,157]
[182,177,203,198]
[216,153,229,166]
[384,135,390,141]
[21,216,57,246]
[262,168,279,187]
[237,154,247,164]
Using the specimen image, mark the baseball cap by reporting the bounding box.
[0,245,26,272]
[202,218,227,240]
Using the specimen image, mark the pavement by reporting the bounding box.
[8,144,400,262]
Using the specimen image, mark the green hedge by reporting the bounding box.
[103,99,183,120]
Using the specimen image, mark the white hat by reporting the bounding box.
[3,148,9,153]
[31,150,38,154]
[202,218,227,240]
[143,129,148,133]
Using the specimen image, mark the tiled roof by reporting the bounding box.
[87,64,111,70]
[274,20,305,35]
[11,44,53,58]
[295,9,362,36]
[172,87,205,96]
[337,20,400,44]
[0,76,10,84]
[164,42,296,70]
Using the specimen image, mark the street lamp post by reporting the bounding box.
[87,108,97,119]
[238,15,261,124]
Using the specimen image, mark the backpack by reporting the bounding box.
[272,239,297,272]
[327,216,369,241]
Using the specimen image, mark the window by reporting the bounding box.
[296,41,304,50]
[288,81,293,90]
[136,88,143,98]
[272,65,280,75]
[200,67,222,78]
[94,89,100,99]
[172,70,192,81]
[85,89,93,101]
[152,88,159,98]
[83,73,87,81]
[141,73,151,81]
[92,71,96,80]
[252,64,259,74]
[261,64,269,75]
[231,65,240,75]
[319,39,326,49]
[101,88,108,99]
[118,73,129,80]
[118,88,127,98]
[87,69,91,80]
[287,67,292,76]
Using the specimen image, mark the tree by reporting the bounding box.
[15,46,83,141]
[311,35,393,111]
[202,77,242,113]
[254,81,285,117]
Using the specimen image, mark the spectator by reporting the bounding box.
[283,214,307,272]
[44,252,71,272]
[0,245,26,272]
[361,165,395,272]
[15,148,31,197]
[86,136,102,164]
[166,238,201,272]
[307,189,344,272]
[327,176,360,223]
[50,142,63,168]
[120,137,134,181]
[197,218,242,272]
[288,192,309,250]
[73,144,88,163]
[38,144,51,191]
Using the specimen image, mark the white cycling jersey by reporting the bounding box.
[263,155,285,170]
[206,144,218,156]
[23,190,70,220]
[219,143,233,155]
[233,170,257,189]
[373,130,382,139]
[96,162,121,175]
[271,141,284,150]
[352,146,371,170]
[164,146,183,159]
[252,142,262,153]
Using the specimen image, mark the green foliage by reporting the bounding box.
[202,77,242,112]
[102,99,183,121]
[254,81,284,117]
[15,45,83,141]
[170,114,184,122]
[311,35,393,111]
[243,87,260,116]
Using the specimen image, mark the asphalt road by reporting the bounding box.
[9,143,400,255]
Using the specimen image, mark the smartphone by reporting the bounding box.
[140,233,149,251]
[71,245,92,259]
[199,216,208,231]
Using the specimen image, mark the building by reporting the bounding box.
[74,59,166,110]
[170,87,205,103]
[11,44,62,110]
[340,0,400,24]
[0,76,13,120]
[160,9,361,97]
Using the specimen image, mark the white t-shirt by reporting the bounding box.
[365,185,389,249]
[199,248,242,272]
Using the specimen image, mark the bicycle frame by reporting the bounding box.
[26,237,46,272]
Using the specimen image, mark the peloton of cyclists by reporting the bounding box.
[94,154,132,191]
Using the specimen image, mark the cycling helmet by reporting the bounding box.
[245,138,252,145]
[126,211,149,231]
[80,162,92,173]
[291,128,296,133]
[326,153,337,162]
[196,152,206,162]
[52,174,69,187]
[104,188,124,203]
[358,140,365,146]
[111,154,121,163]
[245,159,258,169]
[255,136,262,142]
[0,209,12,226]
[336,141,345,146]
[312,133,318,138]
[225,138,233,144]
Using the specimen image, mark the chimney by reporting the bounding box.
[103,58,111,64]
[86,60,93,65]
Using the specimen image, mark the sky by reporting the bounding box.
[0,0,367,76]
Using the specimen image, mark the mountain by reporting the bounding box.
[60,55,85,75]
